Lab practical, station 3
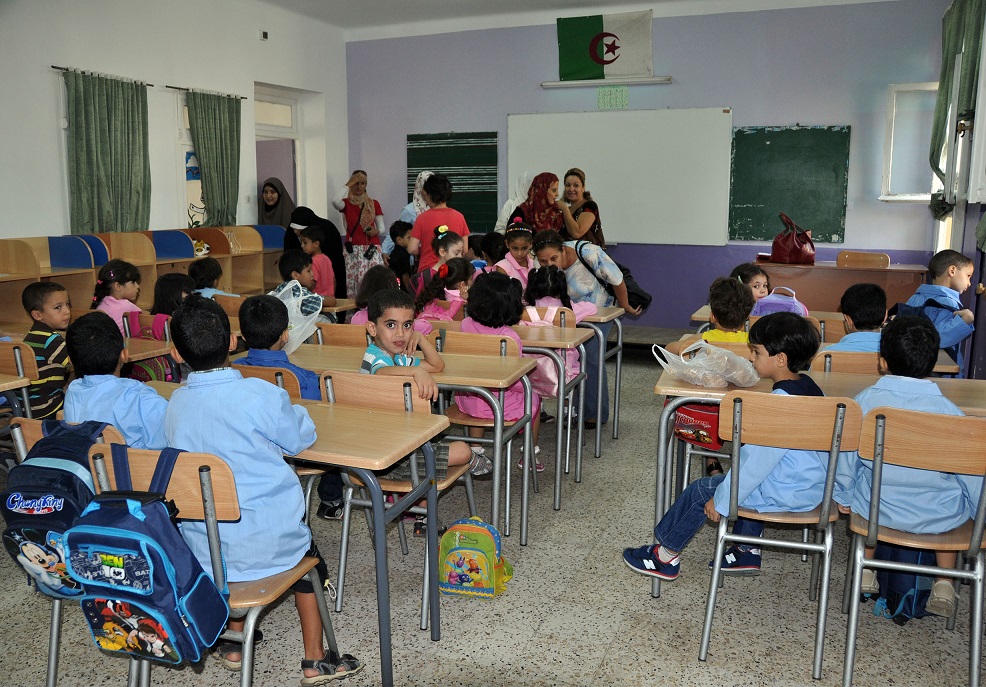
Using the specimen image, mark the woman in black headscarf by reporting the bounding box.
[289,207,347,299]
[259,178,296,229]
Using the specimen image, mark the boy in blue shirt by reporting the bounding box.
[834,316,982,617]
[904,249,974,375]
[189,256,238,300]
[623,312,823,579]
[63,312,168,449]
[826,283,886,352]
[166,295,363,683]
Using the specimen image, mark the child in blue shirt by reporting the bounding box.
[166,294,363,682]
[834,316,982,617]
[623,312,824,580]
[189,256,238,300]
[63,312,168,449]
[236,295,321,400]
[904,249,975,375]
[826,283,886,352]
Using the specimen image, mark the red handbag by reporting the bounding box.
[771,212,815,265]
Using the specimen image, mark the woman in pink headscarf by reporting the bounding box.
[509,172,564,232]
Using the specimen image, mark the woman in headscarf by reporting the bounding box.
[510,172,564,232]
[380,170,434,258]
[558,167,606,248]
[258,177,297,248]
[494,171,532,233]
[331,170,386,296]
[289,206,347,299]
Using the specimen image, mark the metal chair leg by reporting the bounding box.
[335,486,355,612]
[46,598,62,687]
[464,473,477,516]
[842,534,866,687]
[239,607,264,687]
[699,519,730,661]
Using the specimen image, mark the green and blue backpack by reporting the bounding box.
[438,516,512,599]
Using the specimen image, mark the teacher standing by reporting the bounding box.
[557,167,606,248]
[407,174,469,272]
[510,172,564,232]
[332,170,386,297]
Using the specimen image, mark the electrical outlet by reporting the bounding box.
[259,29,269,41]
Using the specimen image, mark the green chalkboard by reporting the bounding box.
[729,126,850,243]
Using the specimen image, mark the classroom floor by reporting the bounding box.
[0,347,978,686]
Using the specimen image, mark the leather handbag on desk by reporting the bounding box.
[771,212,815,264]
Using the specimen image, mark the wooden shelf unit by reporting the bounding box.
[0,239,44,329]
[22,236,97,318]
[255,225,285,291]
[218,226,265,296]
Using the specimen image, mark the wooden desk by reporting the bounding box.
[759,261,926,312]
[322,298,356,315]
[691,305,847,342]
[123,337,172,361]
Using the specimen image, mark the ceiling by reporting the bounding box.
[257,0,899,40]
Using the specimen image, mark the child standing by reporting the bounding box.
[702,277,755,343]
[22,282,72,419]
[904,249,975,375]
[826,283,886,352]
[91,259,142,335]
[387,221,416,290]
[834,316,982,617]
[189,257,237,300]
[729,263,770,303]
[299,225,338,306]
[456,272,543,471]
[623,312,823,579]
[63,311,168,450]
[415,257,473,322]
[166,295,363,682]
[495,220,537,291]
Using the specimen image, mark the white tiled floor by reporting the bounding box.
[0,349,979,686]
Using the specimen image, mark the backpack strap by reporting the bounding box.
[41,419,109,441]
[108,445,183,494]
[110,443,134,491]
[574,241,612,294]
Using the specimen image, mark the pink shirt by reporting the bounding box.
[533,296,597,323]
[96,296,142,336]
[454,317,538,421]
[310,253,335,298]
[494,252,536,291]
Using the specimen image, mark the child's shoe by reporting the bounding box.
[517,445,545,473]
[468,448,493,476]
[859,568,879,595]
[315,499,343,521]
[709,545,761,576]
[300,649,364,685]
[925,580,956,617]
[622,544,680,580]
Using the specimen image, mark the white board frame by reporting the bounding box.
[507,107,732,246]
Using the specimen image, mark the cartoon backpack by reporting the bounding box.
[750,286,810,317]
[1,420,109,600]
[63,444,228,665]
[438,516,513,599]
[122,312,179,384]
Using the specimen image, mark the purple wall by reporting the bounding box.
[346,0,951,327]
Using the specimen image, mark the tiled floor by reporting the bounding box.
[0,348,979,686]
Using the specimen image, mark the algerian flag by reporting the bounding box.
[557,10,653,81]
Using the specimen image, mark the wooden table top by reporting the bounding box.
[124,337,172,361]
[690,305,843,323]
[0,373,29,392]
[654,369,986,417]
[583,306,625,323]
[511,326,594,349]
[322,298,356,314]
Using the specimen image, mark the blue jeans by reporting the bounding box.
[653,475,763,553]
[583,321,612,423]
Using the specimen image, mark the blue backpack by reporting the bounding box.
[1,420,109,600]
[870,542,936,625]
[63,445,228,664]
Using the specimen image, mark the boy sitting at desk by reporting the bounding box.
[361,289,492,532]
[903,249,974,376]
[166,294,363,683]
[702,276,755,343]
[826,283,886,352]
[834,316,982,617]
[22,281,72,419]
[63,311,168,449]
[270,249,333,324]
[623,312,823,579]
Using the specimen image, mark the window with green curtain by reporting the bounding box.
[186,91,241,226]
[406,132,498,232]
[63,71,151,235]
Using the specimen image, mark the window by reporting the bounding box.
[880,82,943,202]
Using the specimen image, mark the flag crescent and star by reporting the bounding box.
[589,32,620,65]
[556,10,653,81]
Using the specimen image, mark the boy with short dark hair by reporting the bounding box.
[299,225,337,305]
[904,249,975,375]
[21,282,72,418]
[166,294,363,681]
[63,311,168,449]
[827,283,887,352]
[236,295,321,400]
[387,221,415,290]
[188,256,237,300]
[623,312,823,579]
[835,316,982,617]
[702,276,755,343]
[271,250,323,317]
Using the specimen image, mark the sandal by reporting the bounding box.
[214,640,242,671]
[706,460,724,477]
[300,650,365,685]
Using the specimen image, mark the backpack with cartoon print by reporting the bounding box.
[439,516,513,598]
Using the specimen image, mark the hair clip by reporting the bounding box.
[438,263,449,279]
[437,225,449,235]
[96,279,103,285]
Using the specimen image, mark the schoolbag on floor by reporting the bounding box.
[439,516,513,599]
[870,542,936,625]
[1,420,108,600]
[63,444,228,664]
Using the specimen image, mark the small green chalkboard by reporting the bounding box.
[729,126,850,243]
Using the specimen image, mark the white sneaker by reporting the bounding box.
[860,569,879,595]
[926,580,956,617]
[468,449,493,476]
[517,446,545,473]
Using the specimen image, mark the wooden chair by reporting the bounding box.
[315,322,370,348]
[86,444,346,687]
[0,340,40,418]
[810,350,880,374]
[842,408,986,687]
[212,293,246,319]
[7,418,127,687]
[700,391,862,680]
[837,251,890,269]
[521,306,577,328]
[320,371,476,626]
[816,315,847,343]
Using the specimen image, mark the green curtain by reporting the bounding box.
[186,91,241,226]
[63,71,151,235]
[930,0,986,185]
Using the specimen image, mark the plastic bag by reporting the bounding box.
[652,340,759,388]
[271,279,320,354]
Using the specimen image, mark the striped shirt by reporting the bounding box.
[360,343,418,374]
[23,323,70,419]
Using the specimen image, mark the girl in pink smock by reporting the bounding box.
[494,220,537,292]
[415,258,472,322]
[91,259,143,336]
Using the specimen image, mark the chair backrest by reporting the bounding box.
[316,322,370,348]
[837,251,890,269]
[816,315,846,343]
[87,445,240,522]
[231,363,303,399]
[671,336,751,359]
[810,350,881,374]
[123,312,171,342]
[320,370,430,414]
[434,329,521,357]
[521,306,577,328]
[0,340,40,379]
[10,417,126,461]
[747,315,821,336]
[212,294,246,318]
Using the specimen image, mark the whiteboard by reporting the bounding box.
[507,108,732,245]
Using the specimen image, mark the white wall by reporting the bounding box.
[0,0,349,237]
